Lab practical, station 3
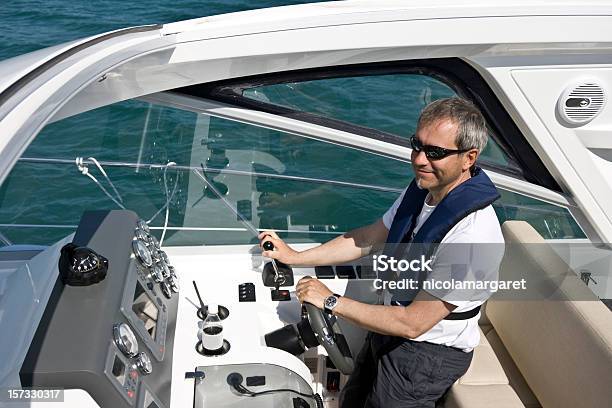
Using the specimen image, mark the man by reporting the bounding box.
[258,97,505,407]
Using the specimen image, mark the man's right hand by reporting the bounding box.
[258,230,300,265]
[258,219,388,268]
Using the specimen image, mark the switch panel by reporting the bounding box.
[238,282,256,302]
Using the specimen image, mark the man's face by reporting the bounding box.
[411,119,466,192]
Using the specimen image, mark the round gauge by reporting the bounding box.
[135,352,153,375]
[132,239,153,267]
[148,235,160,250]
[168,274,180,293]
[134,228,150,244]
[151,264,164,283]
[70,247,102,274]
[160,262,171,279]
[113,323,138,358]
[160,281,172,299]
[151,248,163,263]
[136,219,149,233]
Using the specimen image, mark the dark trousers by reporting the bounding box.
[339,333,473,408]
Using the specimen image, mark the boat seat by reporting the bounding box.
[485,328,540,408]
[484,221,612,408]
[443,326,525,408]
[471,297,541,407]
[456,327,508,386]
[467,300,541,407]
[445,384,525,408]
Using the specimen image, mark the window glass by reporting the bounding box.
[493,189,586,239]
[0,98,585,249]
[0,100,195,246]
[0,101,410,247]
[243,74,511,167]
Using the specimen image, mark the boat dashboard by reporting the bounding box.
[17,210,377,408]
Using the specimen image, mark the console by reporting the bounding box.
[20,210,179,408]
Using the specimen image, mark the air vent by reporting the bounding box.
[557,81,606,126]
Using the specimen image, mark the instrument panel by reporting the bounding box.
[119,220,179,362]
[20,210,179,408]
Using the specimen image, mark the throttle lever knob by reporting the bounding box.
[263,241,274,251]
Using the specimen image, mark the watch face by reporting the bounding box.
[325,296,337,309]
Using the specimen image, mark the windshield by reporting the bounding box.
[0,95,586,248]
[0,99,410,247]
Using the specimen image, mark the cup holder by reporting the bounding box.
[197,305,229,320]
[196,340,231,356]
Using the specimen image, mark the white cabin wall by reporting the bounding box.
[467,58,612,243]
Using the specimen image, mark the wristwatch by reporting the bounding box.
[323,293,342,315]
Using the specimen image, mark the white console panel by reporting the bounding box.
[164,244,366,408]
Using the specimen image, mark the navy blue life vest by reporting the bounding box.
[386,166,499,246]
[383,166,500,318]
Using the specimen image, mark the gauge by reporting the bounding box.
[160,281,172,299]
[168,266,180,292]
[168,274,180,293]
[136,219,149,233]
[135,352,153,375]
[113,323,138,358]
[160,262,171,279]
[151,264,164,283]
[148,235,160,250]
[134,228,150,243]
[151,248,163,263]
[132,239,153,267]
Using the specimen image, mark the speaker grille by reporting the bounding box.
[558,81,606,125]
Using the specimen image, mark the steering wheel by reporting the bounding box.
[304,302,355,375]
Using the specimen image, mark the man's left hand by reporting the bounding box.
[295,276,333,309]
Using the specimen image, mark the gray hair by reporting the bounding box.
[417,97,488,153]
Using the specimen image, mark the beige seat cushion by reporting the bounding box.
[457,328,508,385]
[445,384,524,408]
[486,330,540,408]
[487,221,612,408]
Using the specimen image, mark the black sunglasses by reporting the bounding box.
[410,135,470,160]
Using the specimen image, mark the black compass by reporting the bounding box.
[58,243,109,286]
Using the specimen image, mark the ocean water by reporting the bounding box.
[0,1,330,61]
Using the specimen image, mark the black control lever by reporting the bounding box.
[262,239,281,288]
[261,238,294,290]
[262,240,275,252]
[193,280,207,316]
[261,238,284,288]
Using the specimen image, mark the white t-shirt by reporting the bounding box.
[382,187,505,352]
